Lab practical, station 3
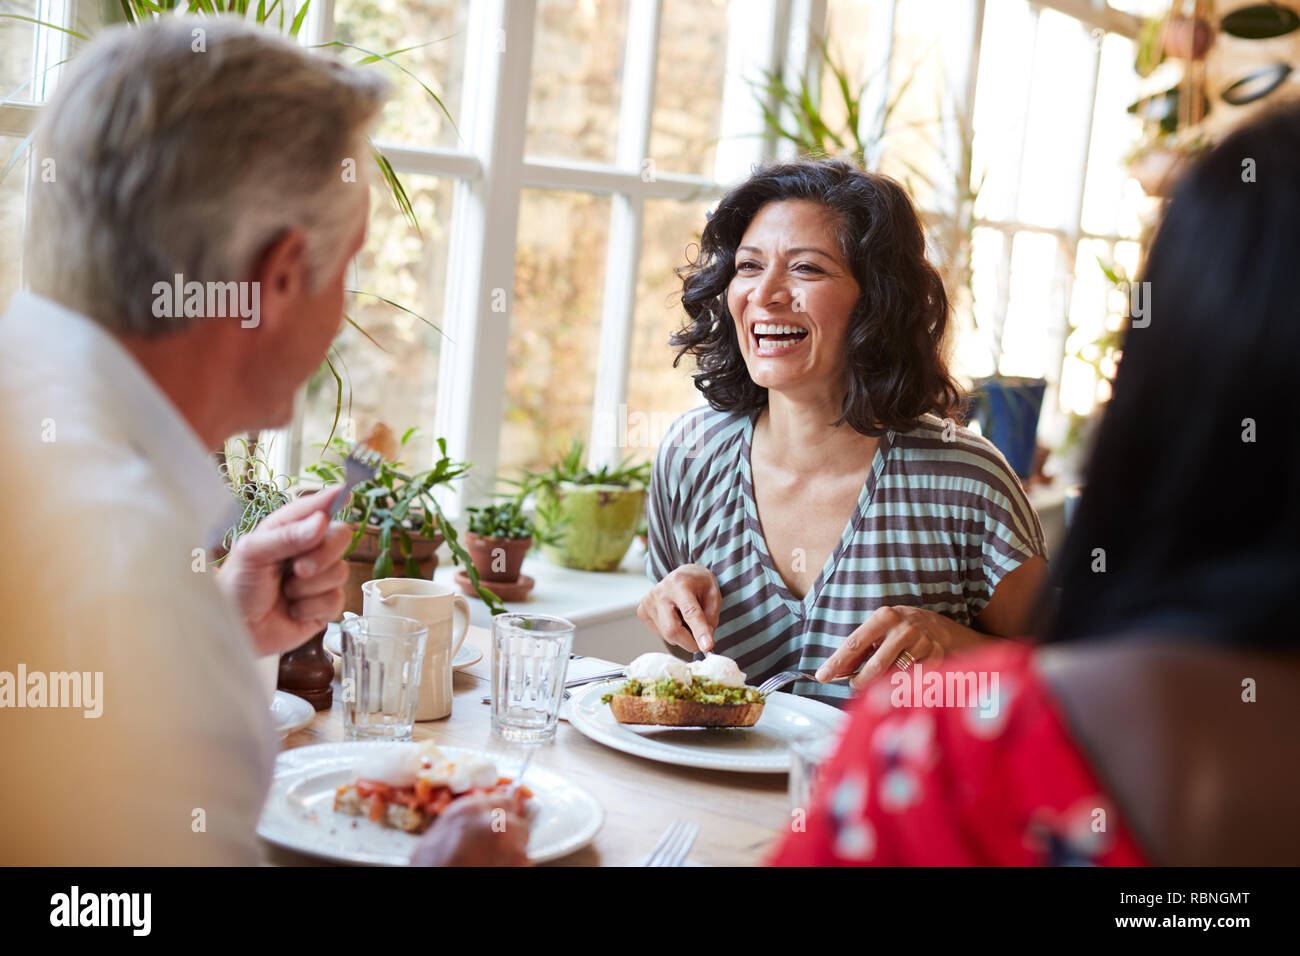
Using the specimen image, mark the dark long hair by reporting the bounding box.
[672,159,963,435]
[1047,104,1300,646]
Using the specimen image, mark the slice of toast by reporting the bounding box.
[333,786,430,833]
[608,694,764,727]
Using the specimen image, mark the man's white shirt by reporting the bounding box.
[0,291,276,864]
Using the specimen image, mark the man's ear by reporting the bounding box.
[250,228,309,325]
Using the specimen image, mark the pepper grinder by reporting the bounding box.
[277,625,333,710]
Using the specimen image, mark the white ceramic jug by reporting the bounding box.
[361,578,469,720]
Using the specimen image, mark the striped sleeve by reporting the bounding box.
[646,419,690,583]
[967,445,1047,614]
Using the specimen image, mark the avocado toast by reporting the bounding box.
[601,656,767,727]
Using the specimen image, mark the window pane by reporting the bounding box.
[1107,0,1169,15]
[299,175,454,472]
[332,0,467,150]
[500,189,611,477]
[1014,9,1095,231]
[623,198,714,464]
[998,231,1066,379]
[1060,237,1116,416]
[820,0,884,132]
[648,0,729,177]
[526,0,628,164]
[957,225,1007,380]
[879,0,969,212]
[1081,33,1155,239]
[817,0,893,171]
[0,135,26,307]
[972,0,1036,223]
[0,1,36,101]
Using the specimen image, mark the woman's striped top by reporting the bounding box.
[646,406,1047,707]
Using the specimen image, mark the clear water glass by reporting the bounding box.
[788,731,838,814]
[491,614,575,743]
[340,615,428,741]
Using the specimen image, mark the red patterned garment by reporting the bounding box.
[769,642,1150,866]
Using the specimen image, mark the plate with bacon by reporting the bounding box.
[257,741,602,864]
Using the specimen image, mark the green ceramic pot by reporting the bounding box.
[536,481,645,572]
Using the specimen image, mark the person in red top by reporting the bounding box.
[772,642,1149,865]
[771,103,1300,867]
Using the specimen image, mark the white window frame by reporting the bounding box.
[290,0,816,514]
[827,0,1142,444]
[4,0,1151,507]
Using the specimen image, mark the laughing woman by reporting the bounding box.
[638,160,1048,705]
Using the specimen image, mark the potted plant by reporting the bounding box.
[515,442,650,572]
[966,379,1048,481]
[457,498,557,602]
[304,428,505,615]
[214,436,294,562]
[464,499,535,583]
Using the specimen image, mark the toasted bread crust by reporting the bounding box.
[333,786,430,833]
[608,694,764,727]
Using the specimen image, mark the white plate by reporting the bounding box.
[324,623,483,671]
[257,742,603,865]
[566,680,846,774]
[270,691,316,737]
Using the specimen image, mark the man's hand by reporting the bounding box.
[409,793,531,867]
[636,564,723,653]
[216,487,354,657]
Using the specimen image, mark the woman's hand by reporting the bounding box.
[815,606,983,691]
[814,559,1047,691]
[409,793,531,867]
[637,564,722,653]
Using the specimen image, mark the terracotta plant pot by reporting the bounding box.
[464,532,532,583]
[1163,16,1214,61]
[536,481,645,572]
[342,522,444,616]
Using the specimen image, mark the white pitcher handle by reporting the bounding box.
[451,595,470,655]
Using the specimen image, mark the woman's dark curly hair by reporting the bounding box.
[672,159,963,435]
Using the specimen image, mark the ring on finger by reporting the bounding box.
[893,648,917,671]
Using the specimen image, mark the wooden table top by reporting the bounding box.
[264,625,790,866]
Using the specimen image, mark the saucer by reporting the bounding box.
[455,569,535,602]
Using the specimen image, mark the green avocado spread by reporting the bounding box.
[601,676,765,706]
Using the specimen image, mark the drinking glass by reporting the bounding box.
[340,615,428,741]
[490,614,575,743]
[788,731,838,814]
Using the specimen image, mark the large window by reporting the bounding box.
[1,0,97,310]
[962,2,1156,441]
[2,0,1165,507]
[502,188,611,475]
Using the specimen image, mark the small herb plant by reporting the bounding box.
[304,428,505,614]
[466,498,566,548]
[216,437,293,560]
[466,500,534,540]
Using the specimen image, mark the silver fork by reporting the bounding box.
[512,748,536,795]
[329,434,386,515]
[643,819,699,867]
[757,669,857,695]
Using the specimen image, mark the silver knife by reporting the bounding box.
[479,668,625,705]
